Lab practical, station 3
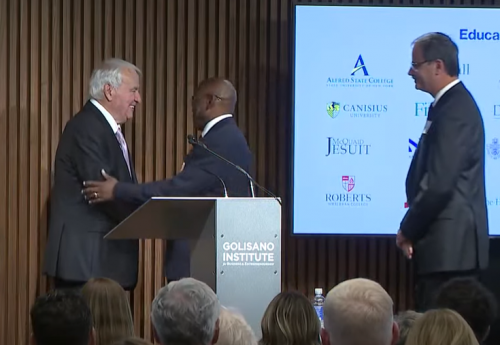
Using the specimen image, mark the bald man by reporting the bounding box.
[81,78,253,281]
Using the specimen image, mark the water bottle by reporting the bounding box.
[313,287,325,328]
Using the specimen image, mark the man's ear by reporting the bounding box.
[89,327,96,345]
[29,332,37,345]
[320,328,330,345]
[211,318,220,344]
[390,321,400,345]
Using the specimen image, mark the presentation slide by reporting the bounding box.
[292,5,500,235]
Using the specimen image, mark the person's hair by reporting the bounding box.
[151,277,220,345]
[323,278,394,345]
[395,310,422,345]
[259,291,321,345]
[81,278,135,345]
[412,32,459,77]
[30,289,93,345]
[111,337,153,345]
[405,308,479,345]
[434,277,498,342]
[89,58,141,100]
[216,307,257,345]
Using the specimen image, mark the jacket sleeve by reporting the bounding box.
[72,127,135,221]
[400,105,471,242]
[113,152,220,205]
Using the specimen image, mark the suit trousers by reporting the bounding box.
[415,269,480,312]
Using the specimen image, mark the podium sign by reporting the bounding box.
[105,197,281,338]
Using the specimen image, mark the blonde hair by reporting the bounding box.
[81,278,135,345]
[405,309,479,345]
[216,308,257,345]
[324,278,394,345]
[259,291,321,345]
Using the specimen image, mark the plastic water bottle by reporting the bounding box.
[313,288,325,328]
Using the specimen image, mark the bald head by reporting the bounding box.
[192,78,237,130]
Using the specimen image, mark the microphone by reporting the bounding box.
[187,135,228,197]
[187,134,281,205]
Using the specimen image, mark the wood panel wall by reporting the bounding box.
[1,0,497,344]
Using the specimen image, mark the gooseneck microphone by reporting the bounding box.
[187,134,281,205]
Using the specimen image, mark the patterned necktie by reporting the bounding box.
[116,128,131,175]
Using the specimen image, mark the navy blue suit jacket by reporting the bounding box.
[114,117,253,279]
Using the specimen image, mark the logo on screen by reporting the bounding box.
[326,102,388,119]
[409,138,418,159]
[351,55,369,76]
[325,138,371,156]
[459,64,470,75]
[325,176,371,207]
[487,138,500,160]
[342,176,355,192]
[326,54,394,89]
[459,29,500,41]
[487,198,500,207]
[326,102,340,119]
[494,105,500,120]
[415,102,432,117]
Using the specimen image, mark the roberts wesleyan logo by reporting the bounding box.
[494,105,500,120]
[326,102,388,119]
[487,138,500,160]
[326,54,394,89]
[325,176,372,207]
[325,137,371,156]
[326,102,340,119]
[342,175,355,192]
[459,29,500,41]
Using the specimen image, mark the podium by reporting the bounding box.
[105,196,282,337]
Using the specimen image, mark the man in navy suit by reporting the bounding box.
[82,77,253,281]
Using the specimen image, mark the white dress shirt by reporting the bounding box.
[90,99,120,133]
[201,114,233,137]
[433,79,461,107]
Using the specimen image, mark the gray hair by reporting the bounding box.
[216,307,257,345]
[151,278,220,345]
[412,32,459,77]
[324,278,394,345]
[89,58,141,100]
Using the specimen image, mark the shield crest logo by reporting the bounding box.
[487,138,500,160]
[326,102,340,119]
[342,175,355,192]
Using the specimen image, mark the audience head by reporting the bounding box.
[215,307,257,345]
[322,278,399,345]
[30,289,94,345]
[260,290,321,345]
[394,311,422,345]
[111,337,153,345]
[408,32,459,96]
[191,77,237,130]
[434,277,497,342]
[89,58,141,124]
[151,277,220,345]
[81,278,135,345]
[405,308,479,345]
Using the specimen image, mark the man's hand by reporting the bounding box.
[82,170,118,204]
[396,230,413,259]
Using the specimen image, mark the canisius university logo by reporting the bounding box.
[326,101,388,119]
[326,54,394,89]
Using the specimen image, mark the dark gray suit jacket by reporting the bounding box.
[401,81,489,275]
[43,101,139,289]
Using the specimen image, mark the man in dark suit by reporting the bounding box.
[43,58,142,290]
[396,32,489,311]
[82,77,253,282]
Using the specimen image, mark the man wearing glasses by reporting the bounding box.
[80,77,253,282]
[396,32,489,312]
